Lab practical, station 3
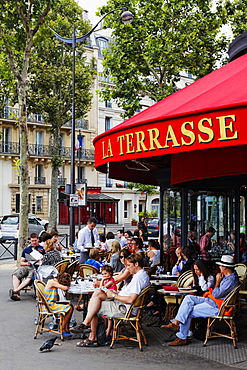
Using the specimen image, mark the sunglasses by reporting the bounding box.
[119,255,125,259]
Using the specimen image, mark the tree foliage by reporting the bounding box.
[127,182,158,214]
[26,0,95,231]
[0,0,55,255]
[98,0,232,118]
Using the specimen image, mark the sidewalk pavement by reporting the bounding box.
[1,261,247,370]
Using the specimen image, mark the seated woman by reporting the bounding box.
[109,240,123,272]
[43,272,74,338]
[42,239,62,266]
[114,248,132,286]
[190,259,215,295]
[84,249,103,270]
[147,240,160,267]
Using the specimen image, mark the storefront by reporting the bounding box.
[93,45,247,262]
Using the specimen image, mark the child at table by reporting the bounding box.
[43,272,74,338]
[93,265,117,340]
[93,265,117,290]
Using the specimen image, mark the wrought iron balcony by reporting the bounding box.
[58,177,66,185]
[76,178,87,184]
[0,141,94,161]
[34,177,46,184]
[64,118,89,130]
[18,176,30,184]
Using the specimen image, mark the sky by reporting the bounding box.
[77,0,106,25]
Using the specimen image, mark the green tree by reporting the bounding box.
[98,0,231,118]
[127,182,158,215]
[0,0,55,257]
[27,0,94,232]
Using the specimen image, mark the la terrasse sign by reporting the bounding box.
[94,107,247,168]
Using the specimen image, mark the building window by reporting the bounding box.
[35,131,43,155]
[36,196,43,212]
[105,100,112,108]
[105,117,112,131]
[96,37,108,57]
[106,174,112,188]
[2,127,10,152]
[77,166,85,183]
[151,198,160,213]
[35,164,45,184]
[124,200,128,219]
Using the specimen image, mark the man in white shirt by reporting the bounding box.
[77,217,99,263]
[75,254,150,347]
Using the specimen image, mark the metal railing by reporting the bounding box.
[34,177,46,184]
[0,141,94,160]
[58,178,66,185]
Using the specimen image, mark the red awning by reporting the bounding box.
[93,53,247,185]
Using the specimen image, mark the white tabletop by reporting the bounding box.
[151,274,178,279]
[157,288,197,296]
[150,279,177,286]
[69,281,96,294]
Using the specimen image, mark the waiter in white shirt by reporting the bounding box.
[77,217,99,264]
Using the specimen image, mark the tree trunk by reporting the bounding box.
[47,128,61,232]
[17,81,29,259]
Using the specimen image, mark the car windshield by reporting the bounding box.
[2,216,18,224]
[147,219,159,226]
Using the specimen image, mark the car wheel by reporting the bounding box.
[44,223,49,231]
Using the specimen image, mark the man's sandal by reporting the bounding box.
[76,338,99,347]
[9,289,20,301]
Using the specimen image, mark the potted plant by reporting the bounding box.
[131,218,137,226]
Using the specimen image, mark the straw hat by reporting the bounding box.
[216,255,235,268]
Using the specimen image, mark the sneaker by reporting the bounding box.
[62,331,72,338]
[168,337,188,346]
[187,330,194,340]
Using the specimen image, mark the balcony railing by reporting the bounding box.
[0,141,94,160]
[35,177,46,184]
[76,178,87,184]
[58,177,66,185]
[18,176,30,184]
[64,118,89,130]
[1,106,90,129]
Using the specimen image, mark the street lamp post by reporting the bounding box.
[52,8,134,246]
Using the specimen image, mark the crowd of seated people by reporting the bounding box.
[8,216,242,347]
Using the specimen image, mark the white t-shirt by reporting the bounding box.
[119,268,150,311]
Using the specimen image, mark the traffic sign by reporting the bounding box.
[70,194,79,207]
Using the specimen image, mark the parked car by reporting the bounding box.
[146,217,181,238]
[146,217,159,238]
[28,214,49,230]
[0,214,45,240]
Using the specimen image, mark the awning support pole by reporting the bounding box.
[181,188,188,248]
[159,186,165,266]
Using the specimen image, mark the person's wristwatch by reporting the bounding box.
[112,293,116,299]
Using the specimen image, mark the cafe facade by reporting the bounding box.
[93,43,247,262]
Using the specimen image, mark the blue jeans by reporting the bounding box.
[175,295,219,340]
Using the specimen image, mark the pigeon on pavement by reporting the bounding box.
[39,336,58,351]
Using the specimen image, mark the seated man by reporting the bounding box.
[75,254,150,347]
[162,255,240,346]
[9,233,45,301]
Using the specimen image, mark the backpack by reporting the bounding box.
[193,317,207,341]
[96,317,107,346]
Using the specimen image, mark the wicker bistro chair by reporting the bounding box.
[66,260,79,279]
[34,280,66,340]
[203,284,241,348]
[164,271,194,321]
[54,259,70,273]
[78,264,100,278]
[109,285,151,351]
